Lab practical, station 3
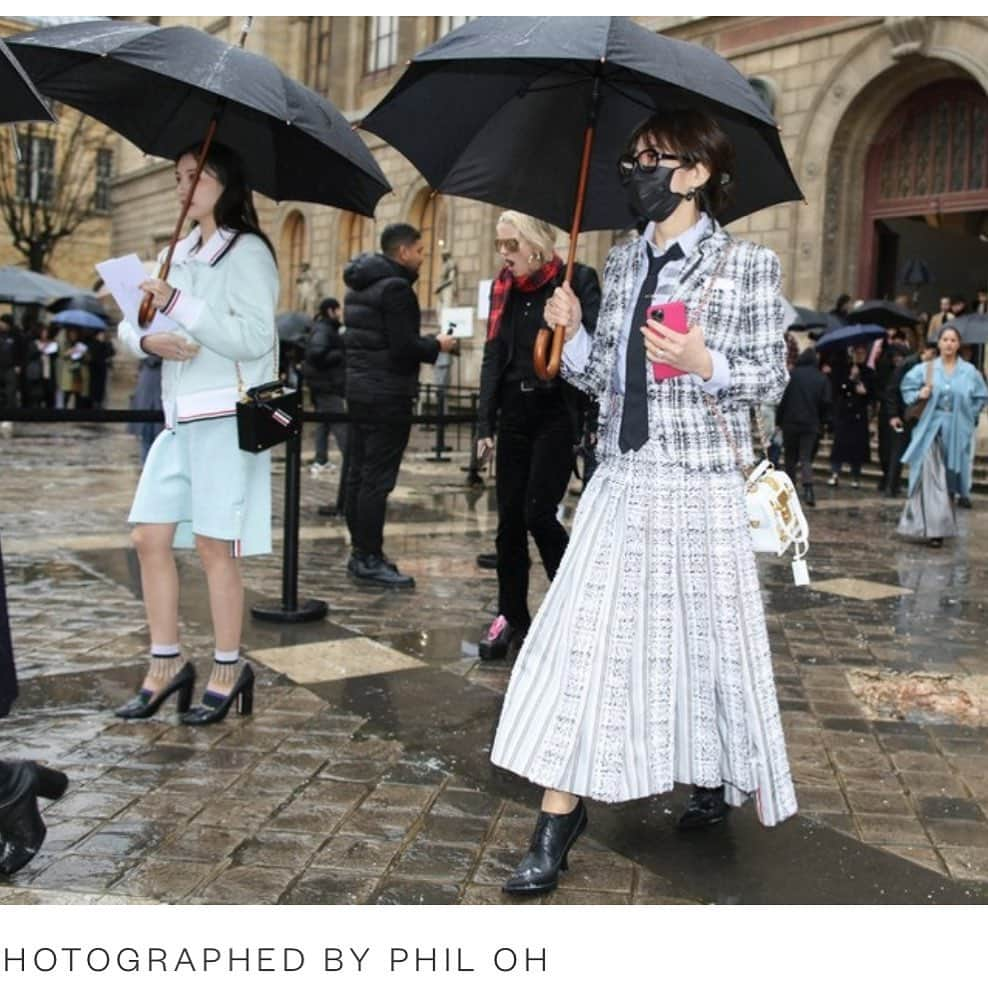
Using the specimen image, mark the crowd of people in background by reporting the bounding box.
[0,311,115,416]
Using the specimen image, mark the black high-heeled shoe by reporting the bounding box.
[114,661,196,720]
[502,798,587,896]
[0,761,70,876]
[180,662,254,726]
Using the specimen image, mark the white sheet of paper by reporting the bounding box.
[95,253,178,335]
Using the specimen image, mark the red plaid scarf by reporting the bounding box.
[486,254,563,341]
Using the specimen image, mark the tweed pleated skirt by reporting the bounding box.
[490,404,798,827]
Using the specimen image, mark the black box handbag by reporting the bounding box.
[236,380,301,453]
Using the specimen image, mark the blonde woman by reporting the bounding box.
[475,212,600,659]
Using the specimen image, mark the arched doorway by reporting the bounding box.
[279,211,307,311]
[409,188,446,319]
[339,211,375,272]
[858,79,988,308]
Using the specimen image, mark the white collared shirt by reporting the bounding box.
[563,213,730,394]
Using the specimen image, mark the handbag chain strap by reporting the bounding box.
[685,241,767,478]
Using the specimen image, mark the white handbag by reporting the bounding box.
[693,245,810,586]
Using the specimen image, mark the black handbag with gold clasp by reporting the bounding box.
[236,380,301,453]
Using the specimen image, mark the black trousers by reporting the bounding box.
[782,429,817,485]
[886,422,915,496]
[344,399,413,558]
[877,410,892,485]
[495,386,573,629]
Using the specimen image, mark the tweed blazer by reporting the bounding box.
[562,223,788,472]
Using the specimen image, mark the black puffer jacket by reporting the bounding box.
[302,315,345,396]
[343,253,440,403]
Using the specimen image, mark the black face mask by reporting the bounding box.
[624,164,685,224]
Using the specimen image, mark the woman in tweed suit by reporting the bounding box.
[491,109,797,895]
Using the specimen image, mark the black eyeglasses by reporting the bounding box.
[617,148,685,182]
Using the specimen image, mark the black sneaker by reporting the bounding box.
[350,553,415,589]
[677,785,729,830]
[957,496,973,509]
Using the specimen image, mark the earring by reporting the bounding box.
[684,188,697,202]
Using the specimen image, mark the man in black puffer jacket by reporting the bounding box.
[776,346,831,506]
[342,223,458,588]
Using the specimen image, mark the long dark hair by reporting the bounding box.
[177,141,276,261]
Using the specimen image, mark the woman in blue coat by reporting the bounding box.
[898,326,987,546]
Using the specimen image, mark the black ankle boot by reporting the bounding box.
[677,785,729,830]
[802,483,816,507]
[0,761,70,875]
[502,799,587,896]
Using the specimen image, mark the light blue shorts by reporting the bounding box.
[128,417,272,557]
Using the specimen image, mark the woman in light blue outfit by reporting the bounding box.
[114,142,278,725]
[898,326,987,546]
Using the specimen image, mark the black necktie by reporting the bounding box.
[619,242,684,453]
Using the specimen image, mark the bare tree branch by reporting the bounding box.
[0,106,111,272]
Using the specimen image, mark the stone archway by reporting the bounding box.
[787,16,988,308]
[278,210,308,311]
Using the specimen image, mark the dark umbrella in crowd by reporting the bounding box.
[362,15,802,378]
[815,322,885,350]
[0,37,54,124]
[847,299,917,329]
[49,294,109,320]
[50,308,108,331]
[276,312,312,346]
[949,313,988,345]
[790,305,831,329]
[9,18,391,327]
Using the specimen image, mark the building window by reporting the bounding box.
[343,212,374,265]
[93,148,113,212]
[365,17,398,74]
[437,16,473,37]
[280,211,308,311]
[306,17,333,96]
[409,188,446,314]
[16,133,56,205]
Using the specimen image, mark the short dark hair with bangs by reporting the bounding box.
[625,108,736,218]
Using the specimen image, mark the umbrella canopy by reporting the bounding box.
[789,305,831,330]
[846,299,917,329]
[949,313,988,345]
[816,323,886,349]
[0,37,54,124]
[0,266,91,305]
[362,16,802,230]
[50,308,108,331]
[8,20,390,216]
[276,311,312,345]
[49,293,108,318]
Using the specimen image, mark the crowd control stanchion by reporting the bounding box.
[430,383,451,463]
[251,377,328,624]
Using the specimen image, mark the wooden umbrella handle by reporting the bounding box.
[533,325,566,380]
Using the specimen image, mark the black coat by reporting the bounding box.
[777,349,831,433]
[342,253,440,404]
[882,352,922,419]
[477,261,601,440]
[302,314,345,396]
[831,362,875,463]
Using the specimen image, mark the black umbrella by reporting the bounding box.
[362,16,802,377]
[49,293,108,319]
[11,18,391,331]
[950,313,988,345]
[0,37,54,124]
[276,312,312,345]
[846,299,917,329]
[790,305,830,329]
[8,19,390,214]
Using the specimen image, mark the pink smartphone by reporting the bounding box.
[646,301,688,381]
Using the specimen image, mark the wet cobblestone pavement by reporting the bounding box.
[4,371,988,905]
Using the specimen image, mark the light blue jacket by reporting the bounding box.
[900,357,987,496]
[119,226,279,428]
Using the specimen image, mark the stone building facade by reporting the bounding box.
[106,16,988,386]
[0,17,114,289]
